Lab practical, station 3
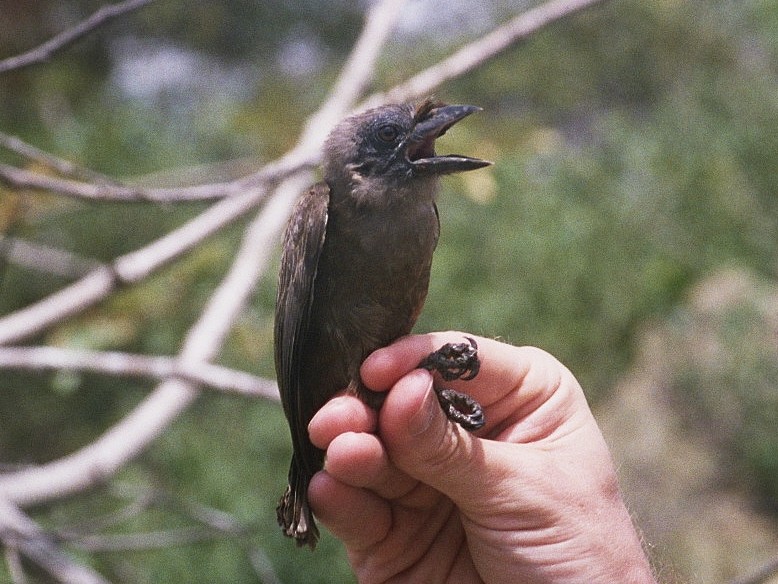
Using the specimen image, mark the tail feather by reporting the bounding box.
[277,462,319,549]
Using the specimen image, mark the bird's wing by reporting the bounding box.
[274,181,330,461]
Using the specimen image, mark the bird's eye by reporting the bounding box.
[375,124,400,143]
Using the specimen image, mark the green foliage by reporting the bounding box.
[664,270,778,505]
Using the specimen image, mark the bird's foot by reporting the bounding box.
[418,337,485,431]
[418,336,480,381]
[435,388,485,431]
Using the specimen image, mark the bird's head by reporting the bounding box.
[322,100,491,203]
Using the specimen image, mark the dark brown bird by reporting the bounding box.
[274,100,491,548]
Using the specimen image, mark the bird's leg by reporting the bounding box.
[418,337,485,431]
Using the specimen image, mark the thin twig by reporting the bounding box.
[0,0,397,497]
[0,175,308,506]
[0,0,154,75]
[53,484,280,581]
[0,0,604,508]
[67,526,231,553]
[365,0,607,108]
[61,494,255,552]
[0,499,110,584]
[0,163,241,202]
[0,346,279,400]
[247,546,283,584]
[0,0,601,346]
[55,492,155,539]
[0,132,119,185]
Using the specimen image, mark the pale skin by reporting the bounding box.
[307,332,657,584]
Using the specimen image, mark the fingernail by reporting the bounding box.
[408,374,436,437]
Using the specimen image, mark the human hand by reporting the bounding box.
[307,332,656,584]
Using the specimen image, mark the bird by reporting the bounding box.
[274,99,491,549]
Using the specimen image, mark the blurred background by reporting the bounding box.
[1,0,777,582]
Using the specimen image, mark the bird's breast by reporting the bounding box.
[331,200,438,278]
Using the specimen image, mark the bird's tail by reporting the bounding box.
[277,459,320,549]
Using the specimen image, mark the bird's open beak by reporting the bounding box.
[407,104,492,175]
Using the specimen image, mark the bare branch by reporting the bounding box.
[55,491,155,539]
[302,0,409,146]
[57,489,253,553]
[0,268,116,346]
[70,526,232,553]
[0,0,406,344]
[0,499,109,584]
[0,0,406,204]
[0,346,279,400]
[0,163,244,202]
[0,237,101,278]
[0,377,196,505]
[180,174,311,361]
[0,133,118,185]
[55,484,281,582]
[364,0,607,108]
[0,0,605,509]
[0,175,307,506]
[0,184,262,345]
[0,0,154,75]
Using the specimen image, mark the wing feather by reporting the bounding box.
[274,182,330,467]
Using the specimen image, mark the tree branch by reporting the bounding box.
[0,267,117,346]
[0,0,403,496]
[0,0,605,509]
[0,346,279,400]
[0,499,109,584]
[365,0,607,108]
[0,132,119,185]
[302,0,409,149]
[0,0,154,75]
[0,237,101,278]
[0,0,407,343]
[0,175,306,506]
[0,0,409,205]
[0,163,245,203]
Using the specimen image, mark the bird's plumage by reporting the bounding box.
[274,183,330,537]
[274,100,489,548]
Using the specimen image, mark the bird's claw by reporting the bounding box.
[436,388,485,431]
[418,336,480,381]
[418,337,485,431]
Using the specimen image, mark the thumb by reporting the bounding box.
[379,368,489,509]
